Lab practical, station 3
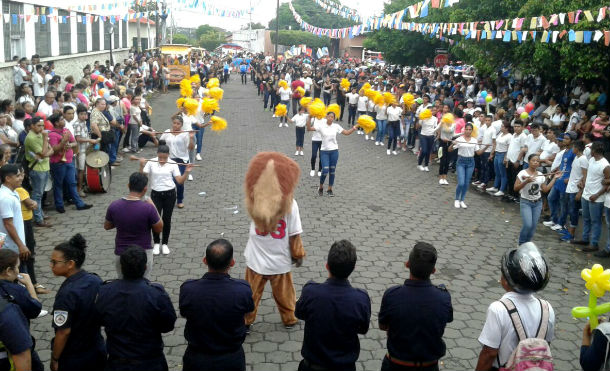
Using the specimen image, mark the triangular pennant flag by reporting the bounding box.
[496,19,503,30]
[531,31,537,41]
[568,12,574,23]
[529,17,537,29]
[549,14,558,25]
[481,30,487,39]
[477,29,481,40]
[584,10,594,22]
[3,14,9,23]
[491,30,496,39]
[604,31,610,46]
[575,10,583,23]
[541,30,548,42]
[522,31,528,41]
[552,31,559,43]
[594,30,604,42]
[517,31,522,43]
[25,15,31,22]
[559,30,567,39]
[540,16,549,29]
[597,7,607,22]
[496,30,504,39]
[575,31,584,43]
[559,13,566,24]
[568,29,576,41]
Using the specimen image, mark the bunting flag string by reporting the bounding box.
[0,7,170,25]
[309,0,363,23]
[172,0,256,19]
[289,0,610,47]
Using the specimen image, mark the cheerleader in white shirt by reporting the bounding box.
[139,144,193,255]
[306,112,359,196]
[449,123,479,209]
[286,106,308,156]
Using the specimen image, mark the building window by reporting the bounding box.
[92,17,100,51]
[113,20,119,50]
[103,19,111,50]
[58,10,71,55]
[122,20,127,48]
[34,6,51,58]
[2,0,25,62]
[76,12,87,53]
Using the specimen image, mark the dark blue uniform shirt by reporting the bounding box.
[179,273,254,354]
[378,279,453,362]
[295,278,371,370]
[52,270,105,358]
[0,280,42,320]
[95,279,177,360]
[0,297,32,355]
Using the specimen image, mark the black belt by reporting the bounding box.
[302,359,333,371]
[151,189,176,195]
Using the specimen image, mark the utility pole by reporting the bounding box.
[155,0,159,47]
[274,0,279,62]
[248,0,252,52]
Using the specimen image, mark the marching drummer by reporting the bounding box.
[73,104,98,198]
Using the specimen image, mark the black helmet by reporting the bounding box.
[501,242,550,294]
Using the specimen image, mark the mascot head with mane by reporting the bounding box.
[244,152,300,234]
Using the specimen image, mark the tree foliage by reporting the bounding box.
[364,0,610,81]
[243,22,266,30]
[270,30,331,49]
[172,34,190,45]
[268,0,356,30]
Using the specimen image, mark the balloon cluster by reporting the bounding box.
[516,102,536,120]
[572,264,610,329]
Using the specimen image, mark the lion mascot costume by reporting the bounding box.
[243,152,305,328]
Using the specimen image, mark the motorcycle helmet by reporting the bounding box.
[501,242,550,294]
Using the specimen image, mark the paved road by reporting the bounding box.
[29,76,600,370]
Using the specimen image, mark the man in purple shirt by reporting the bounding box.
[104,172,162,279]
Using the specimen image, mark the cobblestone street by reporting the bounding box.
[28,76,598,370]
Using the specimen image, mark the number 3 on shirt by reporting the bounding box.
[256,220,286,239]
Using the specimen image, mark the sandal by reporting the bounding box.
[177,203,185,209]
[35,284,51,295]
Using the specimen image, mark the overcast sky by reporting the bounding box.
[43,0,387,32]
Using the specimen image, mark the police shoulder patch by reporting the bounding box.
[53,310,68,327]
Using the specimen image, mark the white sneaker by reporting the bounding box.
[299,151,304,156]
[418,165,425,171]
[153,243,160,255]
[309,170,315,177]
[387,149,391,155]
[542,221,555,227]
[551,224,563,231]
[188,174,193,181]
[37,309,49,318]
[375,141,379,146]
[318,171,321,176]
[196,153,202,161]
[443,179,449,185]
[392,151,398,155]
[460,201,468,209]
[454,200,460,208]
[272,114,277,118]
[493,191,505,196]
[370,136,375,141]
[161,244,170,255]
[295,151,299,156]
[486,187,498,193]
[122,147,131,153]
[365,135,369,140]
[284,123,289,127]
[278,123,282,127]
[439,179,444,185]
[423,167,430,172]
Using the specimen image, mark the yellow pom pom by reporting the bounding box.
[180,79,193,98]
[471,124,479,139]
[176,97,185,109]
[419,109,432,120]
[384,92,396,105]
[275,104,287,117]
[279,80,288,89]
[373,92,385,106]
[360,82,371,92]
[340,78,351,91]
[364,89,377,100]
[308,98,326,119]
[189,74,200,84]
[184,98,199,116]
[327,103,340,118]
[300,97,312,108]
[295,86,305,97]
[402,93,415,108]
[210,116,227,132]
[201,98,219,114]
[357,115,376,134]
[441,113,455,124]
[206,78,220,89]
[209,87,224,101]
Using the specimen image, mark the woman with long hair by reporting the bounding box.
[449,123,478,209]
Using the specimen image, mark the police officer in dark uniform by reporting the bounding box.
[179,239,254,371]
[50,234,106,371]
[378,242,453,371]
[0,293,32,371]
[296,240,371,371]
[95,246,176,371]
[0,249,44,371]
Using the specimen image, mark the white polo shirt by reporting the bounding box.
[143,158,181,192]
[313,121,344,151]
[244,199,303,275]
[479,291,555,368]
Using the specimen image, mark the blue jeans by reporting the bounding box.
[295,127,305,147]
[387,121,401,150]
[263,91,271,109]
[582,199,604,246]
[566,193,580,228]
[311,140,322,171]
[375,119,387,142]
[50,162,85,209]
[103,132,117,164]
[29,169,49,223]
[519,199,542,245]
[455,156,475,201]
[493,152,508,191]
[418,135,435,166]
[319,150,339,186]
[171,158,186,204]
[193,124,204,154]
[479,152,491,185]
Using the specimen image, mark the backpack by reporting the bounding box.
[499,298,553,371]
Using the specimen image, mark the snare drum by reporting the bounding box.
[86,164,111,193]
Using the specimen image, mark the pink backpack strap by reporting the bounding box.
[535,299,550,340]
[499,298,528,342]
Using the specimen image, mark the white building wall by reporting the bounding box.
[70,12,77,54]
[50,13,59,56]
[23,4,36,58]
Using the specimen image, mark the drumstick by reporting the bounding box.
[129,155,202,167]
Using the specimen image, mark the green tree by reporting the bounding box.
[172,33,189,45]
[268,0,356,30]
[270,30,331,49]
[198,32,225,51]
[243,22,266,30]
